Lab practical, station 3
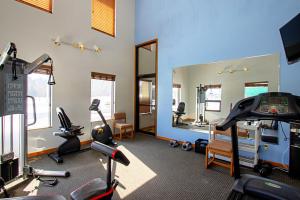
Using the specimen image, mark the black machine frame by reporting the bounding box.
[216,92,300,199]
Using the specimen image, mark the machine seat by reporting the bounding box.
[233,174,300,200]
[5,195,66,200]
[70,178,109,200]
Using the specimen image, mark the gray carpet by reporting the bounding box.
[9,134,300,199]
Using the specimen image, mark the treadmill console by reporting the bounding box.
[256,96,289,114]
[217,92,300,131]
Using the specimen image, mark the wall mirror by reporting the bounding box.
[172,54,280,139]
[135,40,158,135]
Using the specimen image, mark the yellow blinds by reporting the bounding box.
[16,0,52,13]
[92,0,115,37]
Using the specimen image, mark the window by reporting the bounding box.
[91,72,115,122]
[139,80,154,114]
[91,0,116,37]
[205,85,221,112]
[172,84,181,111]
[245,81,268,98]
[16,0,52,13]
[27,66,53,130]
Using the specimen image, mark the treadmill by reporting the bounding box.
[216,92,300,200]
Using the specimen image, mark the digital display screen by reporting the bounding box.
[257,96,289,114]
[269,97,286,104]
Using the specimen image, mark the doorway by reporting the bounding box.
[135,39,158,136]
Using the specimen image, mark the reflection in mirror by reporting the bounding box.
[139,77,156,133]
[138,44,156,75]
[172,54,280,137]
[136,40,157,135]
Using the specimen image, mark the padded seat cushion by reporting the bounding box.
[115,123,133,129]
[70,178,108,200]
[207,140,232,152]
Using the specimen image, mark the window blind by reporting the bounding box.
[16,0,52,13]
[245,81,268,87]
[91,72,116,81]
[205,84,221,89]
[173,83,181,88]
[92,0,115,37]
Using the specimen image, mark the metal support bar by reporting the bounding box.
[231,124,241,179]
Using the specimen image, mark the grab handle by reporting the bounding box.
[27,96,36,126]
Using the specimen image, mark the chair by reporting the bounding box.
[113,112,134,140]
[205,127,234,176]
[173,102,186,126]
[48,107,84,163]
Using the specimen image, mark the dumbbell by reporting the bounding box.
[254,162,273,177]
[169,140,180,148]
[182,141,192,151]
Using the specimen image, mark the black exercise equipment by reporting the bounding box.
[216,92,300,200]
[169,139,180,148]
[89,99,116,146]
[194,139,208,154]
[182,141,192,151]
[173,102,186,126]
[1,141,130,200]
[0,42,68,192]
[48,107,85,163]
[70,141,130,200]
[254,161,273,177]
[195,84,207,127]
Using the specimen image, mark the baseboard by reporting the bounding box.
[28,139,92,158]
[156,135,288,168]
[156,135,195,148]
[262,160,289,170]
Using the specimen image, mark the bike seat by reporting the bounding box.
[70,178,111,200]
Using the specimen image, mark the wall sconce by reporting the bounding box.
[54,36,61,46]
[51,37,101,54]
[93,45,101,53]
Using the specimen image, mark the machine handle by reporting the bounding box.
[27,96,37,126]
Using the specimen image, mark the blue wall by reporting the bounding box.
[135,0,300,164]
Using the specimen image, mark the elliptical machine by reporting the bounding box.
[89,99,116,146]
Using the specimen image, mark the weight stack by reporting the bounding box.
[0,158,19,182]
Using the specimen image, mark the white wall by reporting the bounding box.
[0,0,135,153]
[174,54,279,122]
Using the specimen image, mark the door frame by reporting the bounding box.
[134,39,158,136]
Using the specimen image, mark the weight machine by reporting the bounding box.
[0,42,68,193]
[194,84,207,127]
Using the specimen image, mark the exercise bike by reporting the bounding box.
[89,99,117,146]
[1,141,130,200]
